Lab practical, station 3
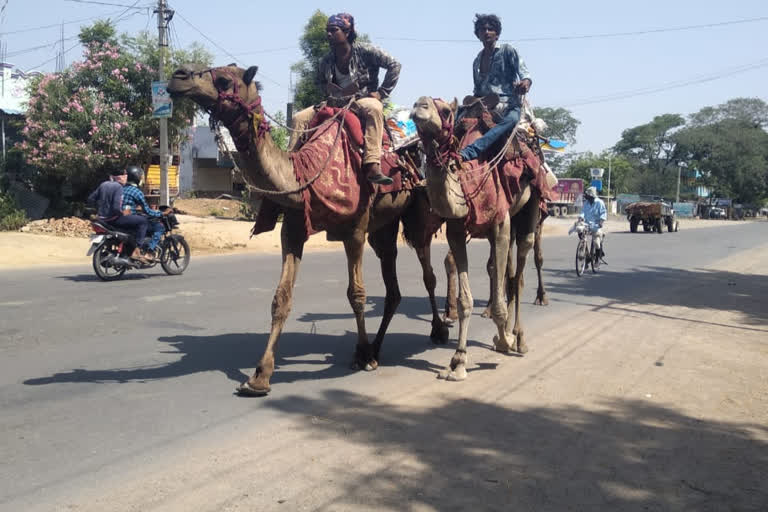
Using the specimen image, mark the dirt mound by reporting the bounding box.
[173,198,245,219]
[20,217,93,238]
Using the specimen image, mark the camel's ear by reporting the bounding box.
[450,98,459,113]
[243,66,259,86]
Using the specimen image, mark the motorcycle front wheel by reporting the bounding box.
[160,235,190,275]
[92,240,127,281]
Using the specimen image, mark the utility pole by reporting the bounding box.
[155,0,172,205]
[676,162,685,204]
[607,153,612,198]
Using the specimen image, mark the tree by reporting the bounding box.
[269,111,289,151]
[18,20,211,209]
[292,11,330,109]
[534,106,580,175]
[614,114,685,197]
[688,97,768,129]
[565,152,634,196]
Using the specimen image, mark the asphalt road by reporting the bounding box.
[0,221,766,511]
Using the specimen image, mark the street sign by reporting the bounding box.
[151,81,172,118]
[591,179,603,191]
[590,167,604,178]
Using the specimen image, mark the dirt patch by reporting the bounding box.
[20,217,93,238]
[173,197,245,219]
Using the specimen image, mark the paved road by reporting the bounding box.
[1,221,766,511]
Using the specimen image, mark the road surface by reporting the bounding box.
[1,221,766,511]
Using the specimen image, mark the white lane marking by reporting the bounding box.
[0,300,32,307]
[144,291,202,303]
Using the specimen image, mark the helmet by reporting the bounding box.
[125,165,143,186]
[584,186,597,199]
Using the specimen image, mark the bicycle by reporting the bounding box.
[570,219,604,276]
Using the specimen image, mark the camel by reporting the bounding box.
[443,217,548,323]
[410,96,542,380]
[167,65,449,395]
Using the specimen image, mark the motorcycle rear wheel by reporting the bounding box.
[161,236,190,275]
[92,240,127,281]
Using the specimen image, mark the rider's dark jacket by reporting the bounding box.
[317,42,401,99]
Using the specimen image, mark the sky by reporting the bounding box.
[1,0,767,154]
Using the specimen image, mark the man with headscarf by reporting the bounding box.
[459,13,532,163]
[581,186,607,261]
[289,12,401,185]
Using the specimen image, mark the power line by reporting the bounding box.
[374,15,768,44]
[562,57,768,107]
[170,7,290,92]
[28,42,80,71]
[0,10,126,36]
[63,0,149,8]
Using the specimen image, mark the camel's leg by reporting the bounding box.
[443,250,458,324]
[510,197,541,354]
[488,215,515,353]
[345,212,376,371]
[480,247,494,318]
[533,220,549,306]
[438,219,472,381]
[238,211,305,396]
[368,220,401,362]
[415,242,450,344]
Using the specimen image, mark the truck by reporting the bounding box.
[625,200,679,233]
[547,178,583,217]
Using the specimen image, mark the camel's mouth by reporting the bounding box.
[167,69,198,97]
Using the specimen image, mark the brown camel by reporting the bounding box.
[443,217,548,323]
[167,65,449,395]
[410,96,541,381]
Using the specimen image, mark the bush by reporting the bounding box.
[0,191,29,231]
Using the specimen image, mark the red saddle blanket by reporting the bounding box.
[455,117,552,238]
[251,107,422,240]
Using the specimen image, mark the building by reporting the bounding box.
[179,116,245,197]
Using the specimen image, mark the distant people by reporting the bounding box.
[87,168,150,262]
[289,12,401,185]
[458,13,532,163]
[121,165,172,258]
[581,186,607,261]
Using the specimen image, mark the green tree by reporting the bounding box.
[292,10,329,109]
[565,152,634,196]
[19,20,211,209]
[614,114,685,196]
[688,97,768,129]
[534,106,580,175]
[269,111,290,151]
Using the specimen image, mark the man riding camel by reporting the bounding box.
[289,12,401,185]
[458,13,532,164]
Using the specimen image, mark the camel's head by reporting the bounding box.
[167,64,263,125]
[410,96,458,143]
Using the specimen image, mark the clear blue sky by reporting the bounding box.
[2,0,767,154]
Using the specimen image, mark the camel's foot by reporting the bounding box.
[492,333,515,353]
[430,320,450,345]
[534,293,549,306]
[350,345,379,372]
[236,380,270,397]
[514,331,529,355]
[480,306,492,319]
[437,364,467,381]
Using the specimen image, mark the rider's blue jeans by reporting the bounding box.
[460,107,521,161]
[144,220,165,250]
[113,214,148,247]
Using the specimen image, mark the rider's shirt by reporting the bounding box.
[582,198,607,231]
[472,43,531,115]
[318,42,401,99]
[121,184,162,218]
[88,180,124,220]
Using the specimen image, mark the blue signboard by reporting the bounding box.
[151,81,172,118]
[590,179,602,191]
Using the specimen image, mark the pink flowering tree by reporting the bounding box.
[19,21,210,207]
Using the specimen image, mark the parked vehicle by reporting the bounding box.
[626,201,679,234]
[570,218,603,276]
[709,207,727,219]
[547,178,583,217]
[87,211,190,281]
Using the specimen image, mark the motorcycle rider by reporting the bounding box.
[580,186,607,261]
[87,169,150,262]
[121,165,173,259]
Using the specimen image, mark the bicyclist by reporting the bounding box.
[580,186,607,262]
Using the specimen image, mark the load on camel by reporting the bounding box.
[410,95,552,381]
[167,65,448,396]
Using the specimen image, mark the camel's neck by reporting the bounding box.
[225,119,304,210]
[421,134,469,219]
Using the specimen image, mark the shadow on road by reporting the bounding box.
[264,389,768,511]
[55,273,155,282]
[22,327,463,387]
[545,266,768,329]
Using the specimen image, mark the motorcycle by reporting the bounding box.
[87,210,190,281]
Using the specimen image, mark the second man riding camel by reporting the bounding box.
[290,12,401,186]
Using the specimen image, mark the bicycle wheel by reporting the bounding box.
[575,238,587,276]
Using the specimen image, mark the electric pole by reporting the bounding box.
[155,0,172,205]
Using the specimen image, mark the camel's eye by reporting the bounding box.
[214,76,232,90]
